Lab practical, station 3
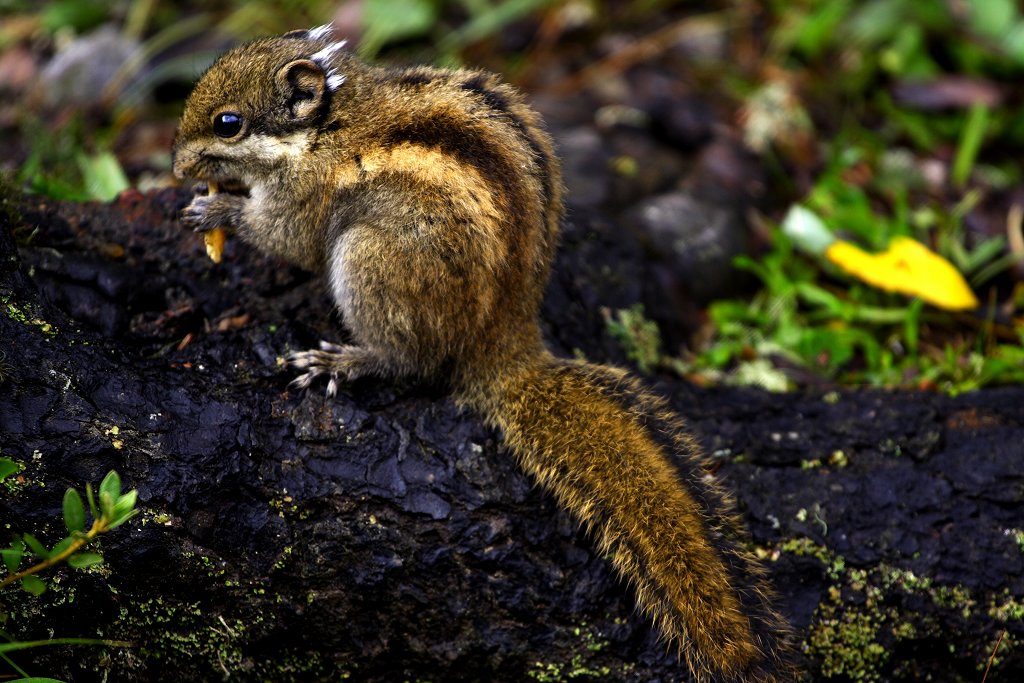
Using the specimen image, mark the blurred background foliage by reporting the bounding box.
[1,0,1023,393]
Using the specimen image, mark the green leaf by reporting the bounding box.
[113,490,138,519]
[40,0,110,32]
[76,151,130,203]
[2,545,24,573]
[99,471,121,504]
[20,575,45,596]
[21,534,49,560]
[0,458,19,482]
[0,636,133,654]
[49,537,74,558]
[99,491,115,521]
[904,298,923,356]
[63,488,85,533]
[794,282,846,316]
[109,490,139,529]
[106,509,139,530]
[968,0,1016,39]
[360,0,439,58]
[67,553,103,570]
[440,0,554,53]
[952,104,989,189]
[86,482,99,521]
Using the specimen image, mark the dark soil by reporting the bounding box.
[2,178,1022,682]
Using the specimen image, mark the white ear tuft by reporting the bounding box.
[311,39,348,65]
[306,23,334,41]
[326,73,346,91]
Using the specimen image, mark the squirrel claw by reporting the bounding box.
[287,345,346,397]
[287,342,377,397]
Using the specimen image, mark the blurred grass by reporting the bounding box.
[682,0,1024,393]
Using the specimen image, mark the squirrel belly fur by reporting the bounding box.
[172,25,799,681]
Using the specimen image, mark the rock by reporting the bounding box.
[556,126,612,209]
[35,25,142,110]
[624,190,750,305]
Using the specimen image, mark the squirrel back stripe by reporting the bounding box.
[462,354,798,682]
[455,72,557,219]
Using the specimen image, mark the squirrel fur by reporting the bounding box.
[172,25,798,681]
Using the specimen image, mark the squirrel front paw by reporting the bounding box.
[181,192,244,233]
[287,342,383,397]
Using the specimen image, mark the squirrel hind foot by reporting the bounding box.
[287,342,382,396]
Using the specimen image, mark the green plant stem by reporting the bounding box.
[0,649,30,677]
[952,103,988,188]
[0,520,106,591]
[0,637,133,654]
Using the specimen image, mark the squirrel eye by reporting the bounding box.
[213,112,244,138]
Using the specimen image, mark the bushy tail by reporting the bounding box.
[463,353,797,682]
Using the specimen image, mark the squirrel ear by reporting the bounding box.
[276,59,326,120]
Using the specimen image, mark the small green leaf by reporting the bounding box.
[99,471,121,503]
[0,458,19,481]
[2,545,24,573]
[41,0,110,32]
[21,575,46,596]
[22,534,49,560]
[76,151,130,202]
[113,490,138,519]
[360,0,439,57]
[107,509,139,530]
[952,104,989,189]
[968,0,1016,39]
[63,488,86,533]
[99,491,115,521]
[67,553,104,569]
[86,482,99,520]
[49,536,74,558]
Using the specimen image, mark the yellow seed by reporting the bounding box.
[204,228,226,263]
[203,181,227,263]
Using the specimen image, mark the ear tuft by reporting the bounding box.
[310,40,348,92]
[276,59,327,120]
[306,23,335,41]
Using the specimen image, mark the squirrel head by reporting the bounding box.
[172,24,350,185]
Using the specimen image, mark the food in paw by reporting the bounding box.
[203,181,227,263]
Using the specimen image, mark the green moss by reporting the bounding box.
[527,623,617,681]
[272,545,295,572]
[1008,528,1024,554]
[779,536,840,569]
[809,606,889,681]
[603,304,662,374]
[989,592,1024,622]
[933,584,975,618]
[802,554,1003,681]
[2,295,57,338]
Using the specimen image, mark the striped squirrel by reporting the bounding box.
[172,25,798,681]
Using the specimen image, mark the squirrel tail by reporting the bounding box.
[459,352,798,682]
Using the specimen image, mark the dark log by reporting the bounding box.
[1,186,1022,682]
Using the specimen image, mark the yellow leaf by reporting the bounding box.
[825,237,979,311]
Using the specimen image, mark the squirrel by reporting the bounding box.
[172,25,798,682]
